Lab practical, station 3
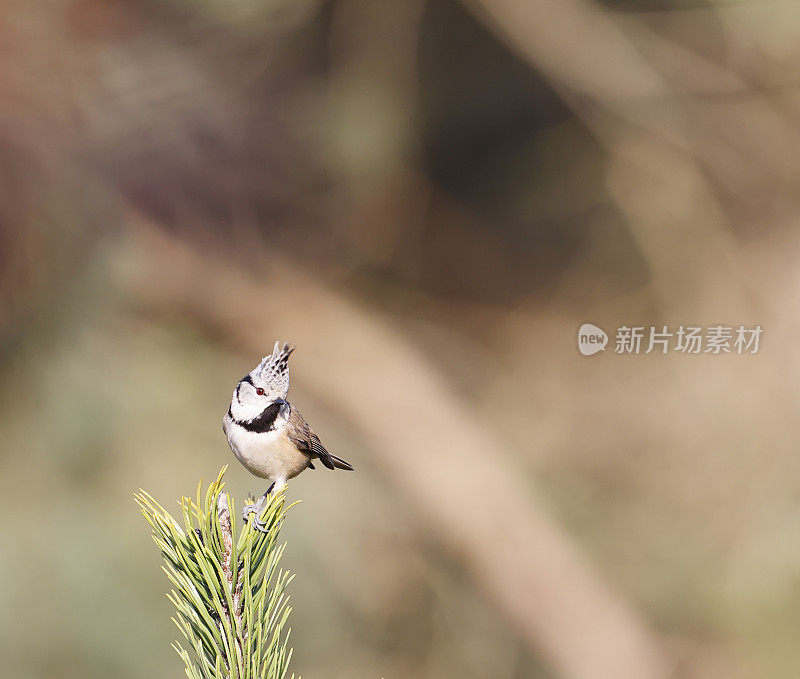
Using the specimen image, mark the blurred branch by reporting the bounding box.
[327,0,428,269]
[122,216,673,679]
[462,0,800,163]
[461,0,788,318]
[463,0,688,145]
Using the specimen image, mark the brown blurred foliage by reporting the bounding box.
[2,1,800,679]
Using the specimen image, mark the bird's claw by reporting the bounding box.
[250,515,270,532]
[242,502,270,532]
[242,502,258,523]
[242,484,275,532]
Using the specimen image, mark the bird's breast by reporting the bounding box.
[225,418,309,480]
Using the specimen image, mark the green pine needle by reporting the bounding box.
[135,467,297,679]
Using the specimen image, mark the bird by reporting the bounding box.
[223,341,353,530]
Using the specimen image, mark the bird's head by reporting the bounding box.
[230,341,294,421]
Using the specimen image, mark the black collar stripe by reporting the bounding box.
[232,403,282,433]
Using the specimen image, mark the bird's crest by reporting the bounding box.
[252,341,294,398]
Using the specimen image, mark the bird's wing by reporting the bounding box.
[287,406,335,470]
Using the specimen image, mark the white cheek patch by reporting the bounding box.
[230,385,264,421]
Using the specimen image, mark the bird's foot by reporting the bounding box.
[242,483,275,532]
[241,499,259,523]
[249,513,270,533]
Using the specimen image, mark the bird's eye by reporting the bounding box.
[256,388,265,396]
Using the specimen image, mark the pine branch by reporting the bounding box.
[135,467,297,679]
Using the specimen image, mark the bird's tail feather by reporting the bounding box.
[330,454,354,471]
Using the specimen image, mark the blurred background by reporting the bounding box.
[1,1,800,678]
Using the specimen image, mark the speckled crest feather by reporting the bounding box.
[251,341,294,398]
